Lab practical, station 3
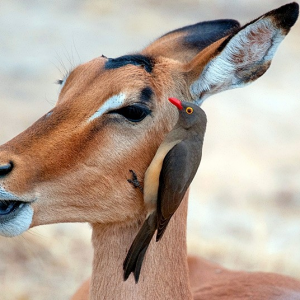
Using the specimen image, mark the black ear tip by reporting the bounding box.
[283,2,299,14]
[269,2,299,30]
[289,2,299,27]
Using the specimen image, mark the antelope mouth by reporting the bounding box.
[0,199,34,237]
[0,200,27,217]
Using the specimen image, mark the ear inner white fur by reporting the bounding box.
[190,17,285,105]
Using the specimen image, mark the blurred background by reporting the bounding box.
[0,0,299,299]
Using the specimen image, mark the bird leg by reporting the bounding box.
[127,170,143,192]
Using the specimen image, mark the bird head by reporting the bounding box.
[168,97,206,130]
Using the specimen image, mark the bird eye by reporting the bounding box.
[109,104,151,122]
[186,107,193,114]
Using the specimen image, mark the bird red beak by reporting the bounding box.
[168,97,183,110]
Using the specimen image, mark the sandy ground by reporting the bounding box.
[0,1,299,299]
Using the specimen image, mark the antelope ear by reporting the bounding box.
[187,2,299,105]
[142,19,240,63]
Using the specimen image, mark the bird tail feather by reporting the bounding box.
[123,212,157,283]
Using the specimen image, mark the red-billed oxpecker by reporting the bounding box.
[124,97,207,282]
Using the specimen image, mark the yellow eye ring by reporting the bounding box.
[186,107,193,114]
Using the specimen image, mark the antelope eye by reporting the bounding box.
[109,104,151,122]
[186,107,193,114]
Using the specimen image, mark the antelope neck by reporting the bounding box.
[90,192,192,300]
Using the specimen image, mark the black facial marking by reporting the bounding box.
[140,87,153,103]
[105,54,154,73]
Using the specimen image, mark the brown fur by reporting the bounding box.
[72,254,300,300]
[0,3,299,300]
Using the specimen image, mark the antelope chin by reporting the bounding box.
[0,201,33,237]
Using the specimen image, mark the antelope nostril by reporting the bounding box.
[0,161,14,177]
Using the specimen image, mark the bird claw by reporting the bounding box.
[127,170,143,192]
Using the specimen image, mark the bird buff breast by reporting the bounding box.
[143,139,181,214]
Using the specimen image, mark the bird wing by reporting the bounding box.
[156,139,202,241]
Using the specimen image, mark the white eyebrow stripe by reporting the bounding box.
[89,93,126,122]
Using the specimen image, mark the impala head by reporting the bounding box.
[0,3,298,237]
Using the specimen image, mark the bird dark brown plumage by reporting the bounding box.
[124,97,207,282]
